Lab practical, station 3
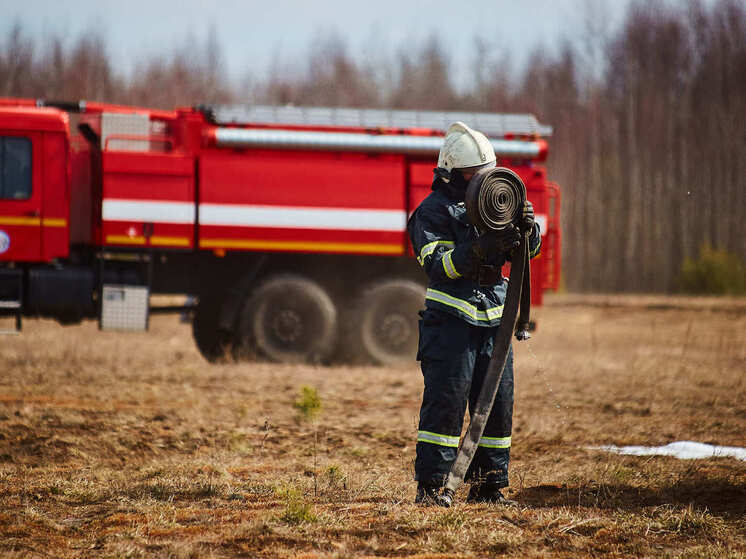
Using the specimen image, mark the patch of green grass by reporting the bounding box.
[679,244,746,294]
[275,485,317,525]
[279,499,317,525]
[293,385,322,421]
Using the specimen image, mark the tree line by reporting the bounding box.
[1,0,744,292]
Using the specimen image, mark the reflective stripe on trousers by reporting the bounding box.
[417,430,460,447]
[478,436,511,449]
[416,433,511,449]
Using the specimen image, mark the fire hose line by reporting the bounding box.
[440,167,532,507]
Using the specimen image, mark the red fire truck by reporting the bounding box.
[0,98,560,365]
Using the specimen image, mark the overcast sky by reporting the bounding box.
[3,0,644,86]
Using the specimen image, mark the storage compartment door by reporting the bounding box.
[101,151,195,249]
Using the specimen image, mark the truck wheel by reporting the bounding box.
[356,279,424,366]
[192,293,233,362]
[237,275,337,363]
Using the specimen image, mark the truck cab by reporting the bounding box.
[0,107,70,264]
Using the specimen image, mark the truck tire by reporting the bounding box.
[192,293,233,362]
[236,275,337,363]
[356,279,424,366]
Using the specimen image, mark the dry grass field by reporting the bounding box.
[1,294,744,558]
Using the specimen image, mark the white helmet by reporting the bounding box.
[437,121,496,173]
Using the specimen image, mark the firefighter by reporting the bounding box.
[407,122,541,505]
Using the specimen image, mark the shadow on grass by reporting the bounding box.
[515,477,745,516]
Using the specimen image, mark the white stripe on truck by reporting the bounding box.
[198,204,406,231]
[102,200,406,231]
[102,200,195,224]
[102,199,545,235]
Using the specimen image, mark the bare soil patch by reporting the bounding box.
[1,295,744,557]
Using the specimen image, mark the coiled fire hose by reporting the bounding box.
[439,167,532,507]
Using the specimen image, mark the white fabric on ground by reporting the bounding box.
[591,441,746,461]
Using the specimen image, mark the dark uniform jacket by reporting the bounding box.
[407,177,542,327]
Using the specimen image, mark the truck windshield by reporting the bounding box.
[1,136,32,200]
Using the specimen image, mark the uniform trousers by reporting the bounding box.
[415,307,514,487]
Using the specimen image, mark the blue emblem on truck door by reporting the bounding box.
[0,230,9,254]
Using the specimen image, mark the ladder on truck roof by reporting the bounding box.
[203,105,553,138]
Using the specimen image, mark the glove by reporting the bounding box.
[471,226,521,259]
[520,200,535,233]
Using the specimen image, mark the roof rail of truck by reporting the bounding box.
[198,104,553,139]
[0,98,177,120]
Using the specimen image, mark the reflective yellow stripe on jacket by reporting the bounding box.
[442,249,462,279]
[425,288,503,323]
[417,240,455,265]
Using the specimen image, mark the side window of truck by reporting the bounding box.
[0,136,32,200]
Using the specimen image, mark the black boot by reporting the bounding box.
[466,483,516,505]
[415,482,452,507]
[415,482,442,505]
